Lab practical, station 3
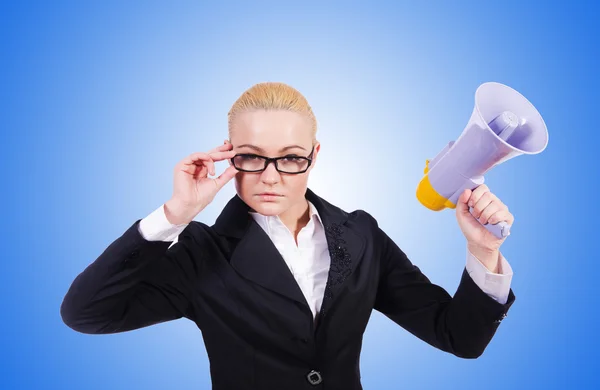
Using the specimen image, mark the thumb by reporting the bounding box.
[214,165,238,190]
[456,189,471,215]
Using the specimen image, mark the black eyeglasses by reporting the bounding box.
[231,146,315,174]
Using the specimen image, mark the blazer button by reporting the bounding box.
[306,370,322,385]
[128,250,140,259]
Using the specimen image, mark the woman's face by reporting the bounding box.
[228,109,319,217]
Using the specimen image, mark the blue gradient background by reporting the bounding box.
[2,1,598,389]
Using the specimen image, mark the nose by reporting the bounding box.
[260,160,280,185]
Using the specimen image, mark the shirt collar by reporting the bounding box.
[249,200,323,231]
[307,200,323,226]
[213,187,350,239]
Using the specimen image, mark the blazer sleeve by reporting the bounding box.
[60,219,195,334]
[372,225,516,358]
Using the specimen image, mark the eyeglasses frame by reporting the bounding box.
[230,146,315,174]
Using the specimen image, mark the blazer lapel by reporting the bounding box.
[304,189,366,323]
[230,221,310,309]
[212,188,367,321]
[213,194,310,310]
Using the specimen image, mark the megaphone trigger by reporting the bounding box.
[468,206,511,239]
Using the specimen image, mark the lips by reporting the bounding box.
[257,192,282,196]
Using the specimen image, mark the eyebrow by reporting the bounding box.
[236,144,307,153]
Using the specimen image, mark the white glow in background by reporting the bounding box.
[2,1,598,389]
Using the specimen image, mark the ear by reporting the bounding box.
[309,141,321,169]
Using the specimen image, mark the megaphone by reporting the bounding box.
[416,82,548,239]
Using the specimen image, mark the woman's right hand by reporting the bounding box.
[165,141,238,224]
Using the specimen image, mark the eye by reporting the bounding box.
[239,154,261,161]
[282,155,303,162]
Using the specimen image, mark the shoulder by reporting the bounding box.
[347,208,378,225]
[337,207,382,235]
[329,204,393,248]
[313,193,380,230]
[177,220,224,247]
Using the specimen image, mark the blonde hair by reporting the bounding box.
[227,82,317,141]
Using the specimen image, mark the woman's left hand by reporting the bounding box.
[455,184,515,253]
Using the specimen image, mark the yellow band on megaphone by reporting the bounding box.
[416,160,456,211]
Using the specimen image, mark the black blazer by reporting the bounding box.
[61,187,515,390]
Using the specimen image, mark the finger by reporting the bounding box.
[471,191,494,218]
[492,209,514,225]
[183,152,212,165]
[179,163,201,176]
[479,201,503,225]
[182,153,215,176]
[213,165,239,190]
[487,209,512,225]
[181,162,210,180]
[208,141,234,154]
[192,163,208,179]
[468,184,490,207]
[456,189,472,213]
[208,149,237,162]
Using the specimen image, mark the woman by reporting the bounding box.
[61,82,515,389]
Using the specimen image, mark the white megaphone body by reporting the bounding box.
[416,82,549,239]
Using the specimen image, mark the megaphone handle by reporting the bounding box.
[468,206,511,239]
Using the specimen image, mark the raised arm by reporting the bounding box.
[61,142,239,334]
[373,225,515,359]
[60,214,194,334]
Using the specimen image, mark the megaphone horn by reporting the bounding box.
[416,82,549,239]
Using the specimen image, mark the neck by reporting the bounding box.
[279,198,311,237]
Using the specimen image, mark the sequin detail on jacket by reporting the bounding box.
[320,223,352,316]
